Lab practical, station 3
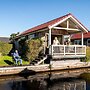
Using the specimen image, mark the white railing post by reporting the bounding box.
[64,45,65,55]
[82,32,84,46]
[49,28,51,55]
[75,45,76,55]
[52,45,53,56]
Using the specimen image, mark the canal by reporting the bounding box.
[0,68,90,90]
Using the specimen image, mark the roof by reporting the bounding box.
[71,31,90,40]
[20,13,88,36]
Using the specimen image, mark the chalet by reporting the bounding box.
[13,13,88,65]
[71,31,90,46]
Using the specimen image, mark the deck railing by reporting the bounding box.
[51,45,86,58]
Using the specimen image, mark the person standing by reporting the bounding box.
[53,37,60,45]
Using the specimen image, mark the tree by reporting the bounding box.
[9,32,19,41]
[25,38,42,62]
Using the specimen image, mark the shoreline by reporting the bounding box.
[0,62,90,76]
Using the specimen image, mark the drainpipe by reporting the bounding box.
[48,28,52,68]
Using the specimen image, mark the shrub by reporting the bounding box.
[25,38,42,62]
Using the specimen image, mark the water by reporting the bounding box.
[0,68,90,90]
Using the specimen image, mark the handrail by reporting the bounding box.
[51,45,86,56]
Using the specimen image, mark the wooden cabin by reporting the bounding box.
[14,13,88,64]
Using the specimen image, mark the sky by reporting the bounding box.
[0,0,90,37]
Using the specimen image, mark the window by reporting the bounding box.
[74,40,81,45]
[28,34,35,40]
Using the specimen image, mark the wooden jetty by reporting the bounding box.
[0,62,90,76]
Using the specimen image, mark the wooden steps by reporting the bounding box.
[30,55,47,65]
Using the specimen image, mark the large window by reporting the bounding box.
[28,34,35,40]
[87,39,90,46]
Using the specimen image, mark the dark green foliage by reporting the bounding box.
[0,41,12,56]
[25,38,42,62]
[9,32,19,40]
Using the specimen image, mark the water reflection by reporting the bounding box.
[47,78,86,90]
[0,70,90,90]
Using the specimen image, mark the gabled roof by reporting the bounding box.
[71,31,90,40]
[21,13,88,36]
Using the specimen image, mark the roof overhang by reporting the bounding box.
[49,15,88,33]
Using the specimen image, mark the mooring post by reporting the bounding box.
[48,54,52,71]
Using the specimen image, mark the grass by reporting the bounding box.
[86,47,90,57]
[86,47,90,62]
[0,47,90,66]
[80,73,90,82]
[0,55,29,66]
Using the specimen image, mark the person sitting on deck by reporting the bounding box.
[53,37,60,45]
[13,50,22,65]
[65,37,70,45]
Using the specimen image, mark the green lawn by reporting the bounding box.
[86,47,90,62]
[86,47,90,56]
[0,56,29,66]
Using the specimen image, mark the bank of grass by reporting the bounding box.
[0,55,29,66]
[86,47,90,57]
[86,47,90,62]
